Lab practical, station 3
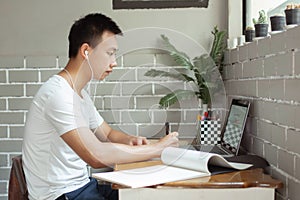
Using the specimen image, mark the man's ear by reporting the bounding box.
[80,43,90,60]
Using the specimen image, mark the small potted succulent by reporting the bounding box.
[285,3,300,26]
[253,10,269,37]
[244,26,255,42]
[270,14,286,32]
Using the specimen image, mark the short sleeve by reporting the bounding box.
[45,89,89,136]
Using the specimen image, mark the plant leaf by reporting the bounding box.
[144,69,195,82]
[210,26,227,67]
[192,54,215,90]
[159,89,196,108]
[193,54,215,72]
[199,86,211,104]
[161,35,194,70]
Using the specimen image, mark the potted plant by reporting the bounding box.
[244,26,255,42]
[253,10,269,37]
[144,27,227,108]
[285,3,300,26]
[270,14,286,32]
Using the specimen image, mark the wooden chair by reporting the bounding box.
[8,155,28,200]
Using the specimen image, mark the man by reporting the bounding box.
[22,13,179,200]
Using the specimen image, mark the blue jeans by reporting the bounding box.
[56,178,118,200]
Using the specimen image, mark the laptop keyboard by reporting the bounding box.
[210,146,229,155]
[187,144,233,156]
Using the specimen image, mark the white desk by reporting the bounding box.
[119,187,275,200]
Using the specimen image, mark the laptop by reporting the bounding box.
[191,99,250,157]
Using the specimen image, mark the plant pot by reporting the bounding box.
[254,23,269,37]
[270,16,286,31]
[244,30,255,42]
[285,8,300,25]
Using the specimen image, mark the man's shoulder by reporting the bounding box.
[34,75,72,105]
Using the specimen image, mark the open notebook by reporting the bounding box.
[93,147,252,188]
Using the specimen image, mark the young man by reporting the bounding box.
[22,13,179,200]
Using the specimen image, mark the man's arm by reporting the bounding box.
[61,126,178,169]
[93,121,149,145]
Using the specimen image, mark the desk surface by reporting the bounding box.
[114,160,283,189]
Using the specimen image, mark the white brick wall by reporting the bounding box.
[223,25,300,200]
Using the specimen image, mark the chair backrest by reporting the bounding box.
[8,155,29,200]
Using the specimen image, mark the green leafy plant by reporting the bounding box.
[253,10,268,24]
[144,26,227,108]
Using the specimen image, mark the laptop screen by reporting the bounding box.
[222,99,250,152]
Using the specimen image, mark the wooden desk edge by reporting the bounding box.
[112,161,283,189]
[162,168,283,189]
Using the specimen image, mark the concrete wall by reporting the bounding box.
[0,0,228,56]
[223,26,300,200]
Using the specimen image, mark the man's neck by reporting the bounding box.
[60,58,92,95]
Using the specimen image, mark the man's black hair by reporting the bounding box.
[68,13,122,58]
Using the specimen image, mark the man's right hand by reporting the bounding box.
[157,132,179,149]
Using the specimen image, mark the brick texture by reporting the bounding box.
[223,26,300,200]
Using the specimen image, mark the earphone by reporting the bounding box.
[84,50,89,59]
[85,49,94,96]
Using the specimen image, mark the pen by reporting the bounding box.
[165,122,170,135]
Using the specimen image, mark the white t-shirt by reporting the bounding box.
[22,75,104,200]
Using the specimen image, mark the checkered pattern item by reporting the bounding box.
[196,120,221,145]
[223,122,241,149]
